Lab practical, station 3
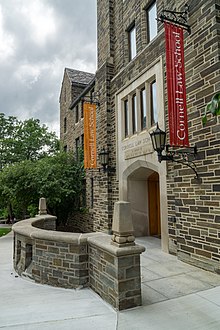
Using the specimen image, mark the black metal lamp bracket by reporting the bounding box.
[99,165,116,173]
[158,145,199,180]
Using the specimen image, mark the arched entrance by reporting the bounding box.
[127,167,161,238]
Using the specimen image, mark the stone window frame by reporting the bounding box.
[121,75,158,140]
[145,1,158,43]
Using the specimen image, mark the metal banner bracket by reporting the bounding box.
[157,4,191,34]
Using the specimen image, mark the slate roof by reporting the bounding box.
[65,68,95,85]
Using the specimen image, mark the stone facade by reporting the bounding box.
[59,68,94,152]
[165,0,220,272]
[60,0,220,273]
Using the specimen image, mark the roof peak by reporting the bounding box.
[65,68,95,85]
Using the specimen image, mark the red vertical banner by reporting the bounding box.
[83,102,97,168]
[165,22,189,147]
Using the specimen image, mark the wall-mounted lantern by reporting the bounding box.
[150,123,200,180]
[98,148,115,173]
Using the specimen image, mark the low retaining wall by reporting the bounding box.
[13,215,145,310]
[88,235,144,310]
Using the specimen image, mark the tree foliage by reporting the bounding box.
[0,152,85,223]
[202,92,220,126]
[0,114,85,224]
[0,113,59,168]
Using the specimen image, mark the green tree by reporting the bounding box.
[0,160,38,219]
[0,152,85,224]
[0,114,59,168]
[35,152,85,224]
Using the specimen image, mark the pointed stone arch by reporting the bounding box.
[119,159,168,252]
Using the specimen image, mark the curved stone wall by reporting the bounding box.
[12,214,145,310]
[12,215,104,288]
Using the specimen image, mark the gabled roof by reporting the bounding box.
[65,68,95,85]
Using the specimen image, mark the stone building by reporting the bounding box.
[60,0,220,273]
[60,68,95,153]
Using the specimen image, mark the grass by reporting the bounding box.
[0,228,11,237]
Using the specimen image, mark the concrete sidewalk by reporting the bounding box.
[1,232,220,329]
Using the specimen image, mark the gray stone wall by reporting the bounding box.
[97,0,115,68]
[59,70,74,151]
[89,236,143,310]
[13,216,145,310]
[65,210,94,233]
[32,239,88,288]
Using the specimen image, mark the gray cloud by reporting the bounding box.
[0,0,97,135]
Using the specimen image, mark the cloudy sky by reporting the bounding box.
[0,0,97,136]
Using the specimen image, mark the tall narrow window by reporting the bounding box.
[81,134,84,150]
[150,80,157,125]
[132,94,137,134]
[140,88,147,130]
[128,24,136,60]
[64,145,67,153]
[81,102,84,118]
[75,137,80,160]
[64,117,67,133]
[81,179,86,208]
[124,99,129,137]
[90,177,94,209]
[147,2,157,42]
[75,105,79,123]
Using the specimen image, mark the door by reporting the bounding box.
[148,172,161,237]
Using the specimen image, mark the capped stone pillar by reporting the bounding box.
[38,197,47,215]
[111,201,135,247]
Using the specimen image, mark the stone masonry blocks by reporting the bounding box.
[13,216,145,310]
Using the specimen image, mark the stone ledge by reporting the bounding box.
[13,215,105,244]
[88,235,145,256]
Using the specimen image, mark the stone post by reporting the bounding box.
[111,201,135,247]
[88,201,145,310]
[38,198,47,215]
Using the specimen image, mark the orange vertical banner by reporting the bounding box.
[83,102,97,168]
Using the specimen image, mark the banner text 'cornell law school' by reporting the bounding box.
[83,102,97,168]
[165,22,189,147]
